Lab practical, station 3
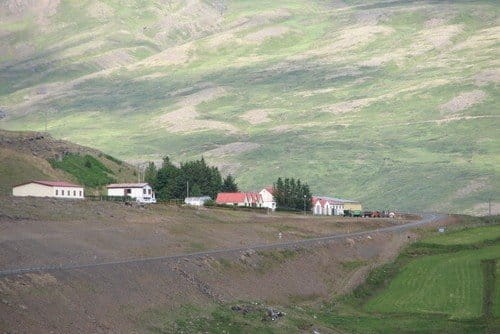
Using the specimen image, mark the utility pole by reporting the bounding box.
[186,180,189,198]
[303,195,306,215]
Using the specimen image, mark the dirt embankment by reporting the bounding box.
[0,129,100,160]
[0,197,439,332]
[0,225,421,333]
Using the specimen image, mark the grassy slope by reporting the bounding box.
[0,147,68,195]
[0,130,136,194]
[0,0,499,213]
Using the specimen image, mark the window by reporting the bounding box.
[148,189,152,194]
[79,191,82,197]
[126,189,132,194]
[61,190,64,195]
[55,189,58,195]
[73,190,76,196]
[143,189,146,194]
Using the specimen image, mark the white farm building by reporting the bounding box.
[259,187,276,211]
[106,183,156,203]
[185,196,211,206]
[12,180,84,199]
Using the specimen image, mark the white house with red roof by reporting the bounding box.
[12,180,84,199]
[216,192,263,207]
[106,183,156,203]
[259,187,276,211]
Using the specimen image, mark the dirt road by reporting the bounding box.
[0,213,445,277]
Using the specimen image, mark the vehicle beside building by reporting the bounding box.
[106,183,156,203]
[12,180,84,199]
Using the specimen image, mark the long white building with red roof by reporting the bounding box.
[12,180,84,199]
[216,187,277,210]
[216,192,263,208]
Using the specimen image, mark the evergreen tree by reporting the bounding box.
[273,177,312,211]
[149,156,236,201]
[144,162,157,186]
[155,156,181,200]
[221,174,238,192]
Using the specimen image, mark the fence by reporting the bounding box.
[85,195,130,202]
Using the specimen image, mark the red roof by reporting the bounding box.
[15,180,82,188]
[216,192,247,203]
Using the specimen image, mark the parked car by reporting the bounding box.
[136,196,156,204]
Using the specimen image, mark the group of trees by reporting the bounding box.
[273,177,312,211]
[144,157,238,200]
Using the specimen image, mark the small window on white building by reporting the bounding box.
[143,189,146,194]
[79,191,82,196]
[73,190,76,196]
[61,190,65,195]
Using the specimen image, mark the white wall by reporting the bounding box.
[108,188,125,196]
[54,187,84,199]
[107,185,154,200]
[259,189,276,210]
[13,183,83,199]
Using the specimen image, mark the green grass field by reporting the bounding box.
[424,224,500,246]
[365,244,499,318]
[364,222,500,323]
[0,0,498,213]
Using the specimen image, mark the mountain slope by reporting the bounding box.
[0,130,136,194]
[0,0,499,213]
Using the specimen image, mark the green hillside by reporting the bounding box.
[0,0,499,213]
[0,130,136,195]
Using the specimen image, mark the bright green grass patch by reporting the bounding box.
[495,261,500,317]
[424,224,500,246]
[49,153,116,188]
[364,244,500,318]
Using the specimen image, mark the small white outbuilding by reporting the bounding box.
[184,196,211,206]
[106,183,156,203]
[12,180,84,199]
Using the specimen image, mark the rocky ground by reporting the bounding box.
[0,196,455,332]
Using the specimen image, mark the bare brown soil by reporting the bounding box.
[0,197,441,333]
